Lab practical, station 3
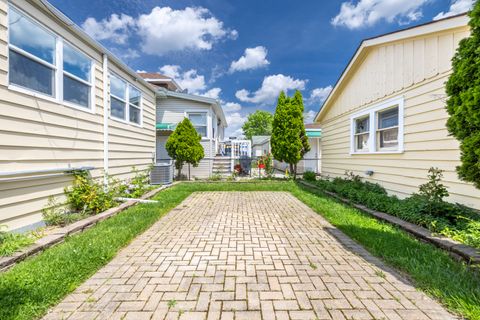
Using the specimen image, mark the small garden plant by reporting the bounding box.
[312,168,480,249]
[0,225,36,256]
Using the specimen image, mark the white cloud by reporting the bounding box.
[434,0,474,20]
[235,74,307,105]
[82,14,135,44]
[225,111,247,138]
[229,46,270,73]
[331,0,430,29]
[304,110,317,124]
[223,102,242,113]
[308,86,333,105]
[200,87,222,100]
[137,6,237,55]
[159,65,206,94]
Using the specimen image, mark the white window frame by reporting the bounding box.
[350,96,404,155]
[109,72,143,127]
[185,110,209,139]
[6,4,95,114]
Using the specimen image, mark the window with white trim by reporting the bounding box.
[350,97,403,154]
[8,6,56,96]
[188,112,208,138]
[8,5,94,110]
[109,73,142,125]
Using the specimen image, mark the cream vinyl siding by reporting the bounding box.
[0,0,156,230]
[318,25,480,209]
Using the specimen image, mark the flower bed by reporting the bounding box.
[310,171,480,250]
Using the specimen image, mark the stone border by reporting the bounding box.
[0,184,174,272]
[298,180,480,265]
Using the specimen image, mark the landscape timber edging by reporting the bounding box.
[298,180,480,265]
[0,184,175,272]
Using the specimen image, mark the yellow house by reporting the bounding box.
[314,13,480,209]
[0,0,158,231]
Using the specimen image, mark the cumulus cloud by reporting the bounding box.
[82,6,236,55]
[225,111,247,138]
[159,65,206,94]
[200,87,222,100]
[137,6,237,55]
[82,13,135,44]
[229,46,270,73]
[308,86,333,105]
[235,74,307,105]
[304,110,317,124]
[223,102,242,113]
[434,0,474,20]
[331,0,430,29]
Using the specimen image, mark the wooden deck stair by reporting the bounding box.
[212,156,231,175]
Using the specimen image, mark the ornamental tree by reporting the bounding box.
[242,110,274,140]
[271,90,310,179]
[445,2,480,189]
[165,118,204,179]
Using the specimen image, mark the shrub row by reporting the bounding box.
[313,171,480,249]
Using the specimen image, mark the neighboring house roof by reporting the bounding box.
[252,136,271,146]
[137,72,182,92]
[157,88,228,127]
[304,123,321,129]
[314,13,469,123]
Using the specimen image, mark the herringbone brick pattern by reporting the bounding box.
[44,192,455,320]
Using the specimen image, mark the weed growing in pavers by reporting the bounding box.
[168,299,177,309]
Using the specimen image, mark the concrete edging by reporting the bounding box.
[298,180,480,265]
[0,184,174,272]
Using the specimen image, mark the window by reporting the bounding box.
[8,5,94,111]
[188,113,208,138]
[8,6,56,96]
[354,116,370,152]
[376,107,399,150]
[110,73,142,125]
[350,97,403,154]
[63,43,92,108]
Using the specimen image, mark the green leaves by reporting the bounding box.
[165,118,205,177]
[271,90,310,178]
[445,3,480,189]
[242,110,274,140]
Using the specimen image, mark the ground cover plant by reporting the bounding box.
[0,181,478,319]
[0,227,36,257]
[312,170,480,249]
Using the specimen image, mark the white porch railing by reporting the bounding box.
[230,140,251,171]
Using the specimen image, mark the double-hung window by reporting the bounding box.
[188,113,208,138]
[63,43,92,108]
[8,6,56,96]
[350,97,404,154]
[110,74,142,125]
[8,5,94,111]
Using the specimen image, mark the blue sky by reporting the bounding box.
[49,0,473,137]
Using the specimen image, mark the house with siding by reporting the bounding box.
[314,13,480,209]
[0,0,227,231]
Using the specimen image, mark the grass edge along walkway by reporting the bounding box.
[0,181,478,320]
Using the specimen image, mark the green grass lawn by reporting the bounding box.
[0,181,479,320]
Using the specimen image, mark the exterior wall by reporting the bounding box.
[155,97,221,178]
[0,0,156,230]
[318,25,480,208]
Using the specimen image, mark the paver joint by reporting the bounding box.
[44,191,456,320]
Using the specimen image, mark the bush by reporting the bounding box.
[65,171,116,215]
[303,171,316,182]
[41,197,86,227]
[312,170,480,249]
[115,167,151,199]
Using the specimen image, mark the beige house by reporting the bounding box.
[0,0,228,231]
[315,13,480,209]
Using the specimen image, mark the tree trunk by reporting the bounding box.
[289,163,295,179]
[293,163,297,180]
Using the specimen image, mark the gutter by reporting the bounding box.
[102,54,109,187]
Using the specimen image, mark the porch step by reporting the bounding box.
[213,156,232,175]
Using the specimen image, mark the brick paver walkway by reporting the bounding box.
[44,192,455,320]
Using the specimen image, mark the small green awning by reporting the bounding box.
[156,123,176,131]
[306,129,322,138]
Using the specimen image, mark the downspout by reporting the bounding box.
[103,54,109,187]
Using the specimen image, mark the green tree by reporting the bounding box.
[242,110,274,140]
[271,90,310,179]
[445,2,480,189]
[165,118,204,179]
